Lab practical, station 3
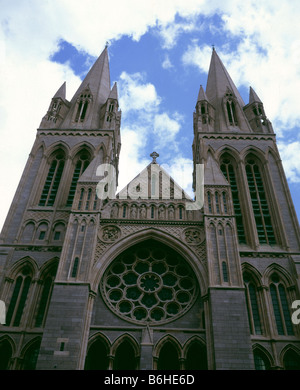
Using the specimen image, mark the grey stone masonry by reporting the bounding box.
[36,283,90,370]
[209,287,254,369]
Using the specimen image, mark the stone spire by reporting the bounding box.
[249,86,262,104]
[60,47,111,129]
[197,84,209,103]
[205,48,252,132]
[109,82,118,101]
[53,81,66,100]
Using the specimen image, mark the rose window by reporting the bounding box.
[100,240,198,324]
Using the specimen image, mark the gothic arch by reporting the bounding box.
[111,333,140,357]
[19,220,36,243]
[279,344,300,369]
[182,335,206,358]
[154,334,182,359]
[242,147,267,165]
[216,145,242,163]
[92,228,208,294]
[262,263,295,287]
[19,337,41,370]
[44,142,69,160]
[242,263,262,286]
[87,331,111,351]
[7,257,38,280]
[69,142,94,161]
[31,142,45,157]
[0,335,16,370]
[252,343,274,369]
[84,332,111,370]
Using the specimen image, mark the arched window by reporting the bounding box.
[21,222,35,243]
[122,204,127,218]
[253,350,271,370]
[71,257,79,278]
[52,222,65,242]
[75,92,92,123]
[215,192,220,213]
[0,340,13,370]
[114,340,137,370]
[39,150,65,207]
[35,264,57,328]
[269,273,293,335]
[22,339,41,370]
[158,342,180,370]
[222,192,228,213]
[179,206,183,220]
[283,349,300,370]
[85,338,109,370]
[6,266,32,327]
[185,341,207,370]
[243,273,262,335]
[226,98,238,126]
[85,188,92,210]
[35,222,48,242]
[220,156,246,243]
[207,191,212,213]
[222,262,228,283]
[66,151,91,207]
[78,188,85,210]
[245,158,276,245]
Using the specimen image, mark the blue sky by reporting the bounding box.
[1,1,300,231]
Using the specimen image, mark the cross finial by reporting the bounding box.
[150,151,159,164]
[105,41,109,49]
[212,44,215,51]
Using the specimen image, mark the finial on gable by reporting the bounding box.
[150,151,159,164]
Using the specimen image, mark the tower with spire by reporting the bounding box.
[0,46,299,371]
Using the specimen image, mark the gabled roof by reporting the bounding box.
[204,152,229,186]
[77,150,105,183]
[117,162,193,202]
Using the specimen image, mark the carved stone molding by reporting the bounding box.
[182,228,205,245]
[99,225,121,243]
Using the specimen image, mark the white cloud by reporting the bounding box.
[182,42,212,73]
[278,141,300,183]
[118,72,161,114]
[153,112,182,148]
[1,0,300,230]
[162,54,173,70]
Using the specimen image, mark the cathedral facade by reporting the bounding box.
[0,47,300,370]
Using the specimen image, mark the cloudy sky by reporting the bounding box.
[1,0,300,231]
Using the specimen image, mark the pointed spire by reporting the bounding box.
[197,85,209,102]
[109,82,118,100]
[205,49,252,132]
[206,49,244,107]
[53,82,66,100]
[249,86,262,104]
[60,46,111,129]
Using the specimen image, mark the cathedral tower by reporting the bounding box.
[0,47,299,370]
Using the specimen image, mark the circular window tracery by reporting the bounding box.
[100,240,198,324]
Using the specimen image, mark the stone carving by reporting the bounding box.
[100,226,120,242]
[110,204,118,218]
[158,205,165,219]
[168,205,175,220]
[140,205,146,219]
[183,228,205,245]
[130,205,137,219]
